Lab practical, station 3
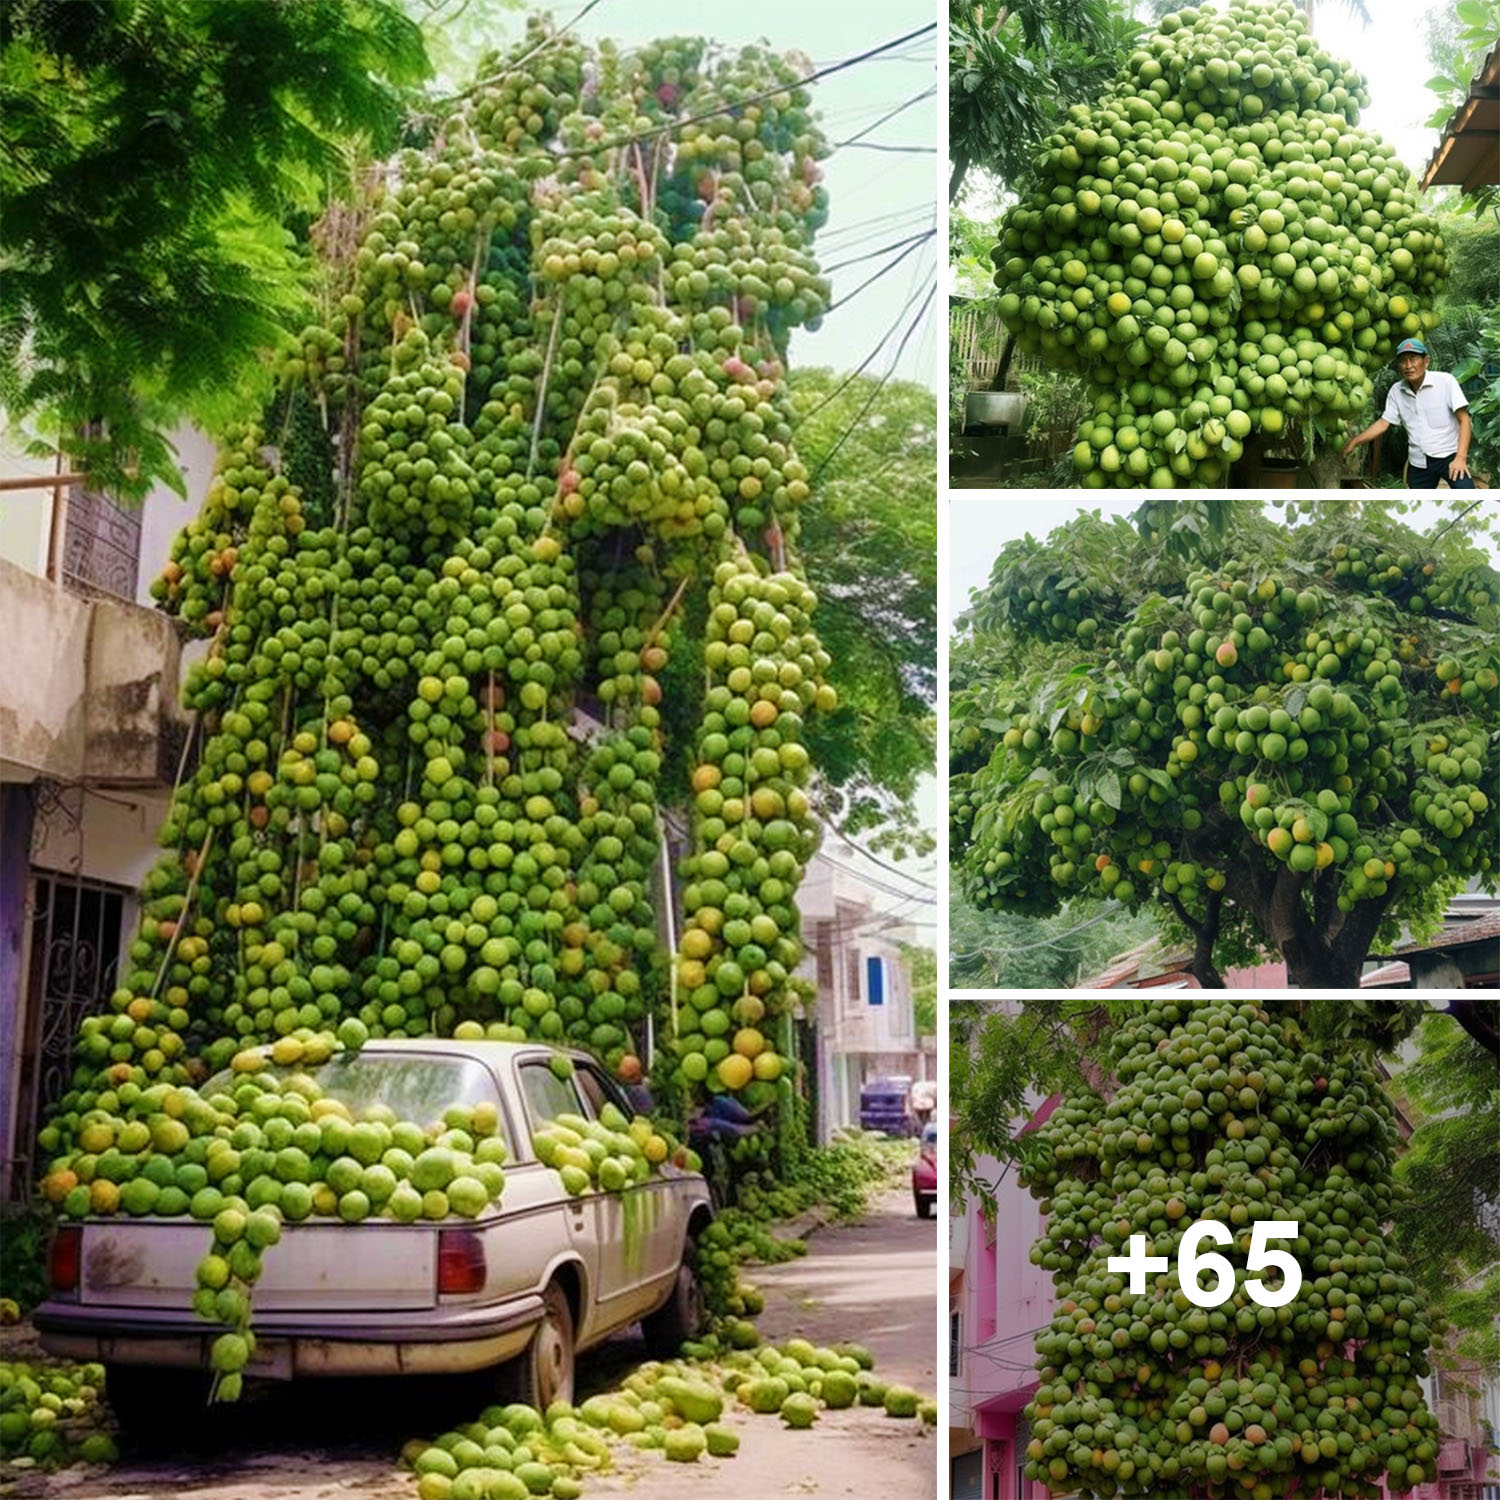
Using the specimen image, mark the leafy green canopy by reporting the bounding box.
[791,369,936,858]
[1020,996,1440,1499]
[989,1,1448,487]
[1389,1006,1500,1372]
[948,0,1139,203]
[0,0,430,495]
[950,502,1500,988]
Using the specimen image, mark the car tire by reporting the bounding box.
[915,1193,933,1219]
[641,1241,706,1356]
[504,1279,575,1411]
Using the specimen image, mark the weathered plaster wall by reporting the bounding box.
[0,556,185,784]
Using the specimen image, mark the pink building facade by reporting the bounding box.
[950,1098,1061,1500]
[949,1096,1499,1500]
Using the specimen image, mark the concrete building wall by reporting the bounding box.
[1,426,215,606]
[0,557,188,787]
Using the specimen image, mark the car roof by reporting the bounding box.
[259,1038,592,1061]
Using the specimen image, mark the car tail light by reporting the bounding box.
[49,1226,81,1293]
[437,1229,486,1295]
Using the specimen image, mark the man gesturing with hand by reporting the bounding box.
[1342,338,1474,489]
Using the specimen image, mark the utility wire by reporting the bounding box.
[948,907,1124,965]
[812,281,935,482]
[818,849,937,906]
[792,271,934,427]
[822,228,937,275]
[832,85,936,150]
[824,231,935,315]
[827,820,938,889]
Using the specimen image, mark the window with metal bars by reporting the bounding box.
[14,872,128,1192]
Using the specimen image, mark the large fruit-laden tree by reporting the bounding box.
[1021,996,1441,1500]
[46,24,849,1142]
[950,501,1499,989]
[990,1,1449,487]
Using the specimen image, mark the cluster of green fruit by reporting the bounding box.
[958,544,1497,917]
[583,1365,740,1460]
[408,1399,602,1500]
[727,1338,903,1423]
[991,1,1447,486]
[670,559,829,1096]
[1020,998,1438,1499]
[359,359,477,551]
[690,1216,772,1340]
[0,1360,117,1470]
[532,1099,692,1198]
[41,1039,508,1230]
[49,23,838,1145]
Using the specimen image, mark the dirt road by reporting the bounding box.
[1,1182,937,1500]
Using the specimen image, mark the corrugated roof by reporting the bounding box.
[1393,908,1500,956]
[1420,41,1500,194]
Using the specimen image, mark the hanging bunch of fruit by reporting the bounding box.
[1020,998,1440,1498]
[990,0,1448,486]
[48,22,842,1169]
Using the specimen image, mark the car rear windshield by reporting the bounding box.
[206,1052,506,1141]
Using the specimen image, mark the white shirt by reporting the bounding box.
[1382,369,1469,468]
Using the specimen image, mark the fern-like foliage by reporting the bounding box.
[0,0,430,499]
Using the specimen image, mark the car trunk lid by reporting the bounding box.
[77,1219,439,1312]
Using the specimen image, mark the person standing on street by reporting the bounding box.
[1341,338,1474,489]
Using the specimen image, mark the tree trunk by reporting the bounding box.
[949,152,971,204]
[990,335,1015,393]
[1447,1000,1500,1060]
[1307,441,1343,488]
[1216,848,1393,990]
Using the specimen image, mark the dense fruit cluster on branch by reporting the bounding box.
[950,506,1499,986]
[1021,998,1439,1499]
[51,25,842,1178]
[991,1,1448,486]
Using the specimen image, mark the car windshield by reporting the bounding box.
[922,1123,937,1149]
[204,1051,506,1143]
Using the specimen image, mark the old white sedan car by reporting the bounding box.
[35,1040,712,1427]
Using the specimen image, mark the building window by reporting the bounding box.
[950,1307,962,1376]
[865,954,886,1005]
[844,934,861,1011]
[951,1448,983,1500]
[814,920,834,992]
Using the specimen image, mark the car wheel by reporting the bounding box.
[641,1241,706,1356]
[915,1193,933,1219]
[506,1280,575,1411]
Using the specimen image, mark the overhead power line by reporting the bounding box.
[824,230,935,315]
[822,228,936,274]
[792,269,933,426]
[832,85,937,151]
[812,281,935,480]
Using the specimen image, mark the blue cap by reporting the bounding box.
[1394,338,1429,358]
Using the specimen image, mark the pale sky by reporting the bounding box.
[562,0,940,389]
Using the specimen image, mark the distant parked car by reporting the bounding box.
[34,1040,712,1430]
[859,1075,913,1136]
[912,1121,937,1219]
